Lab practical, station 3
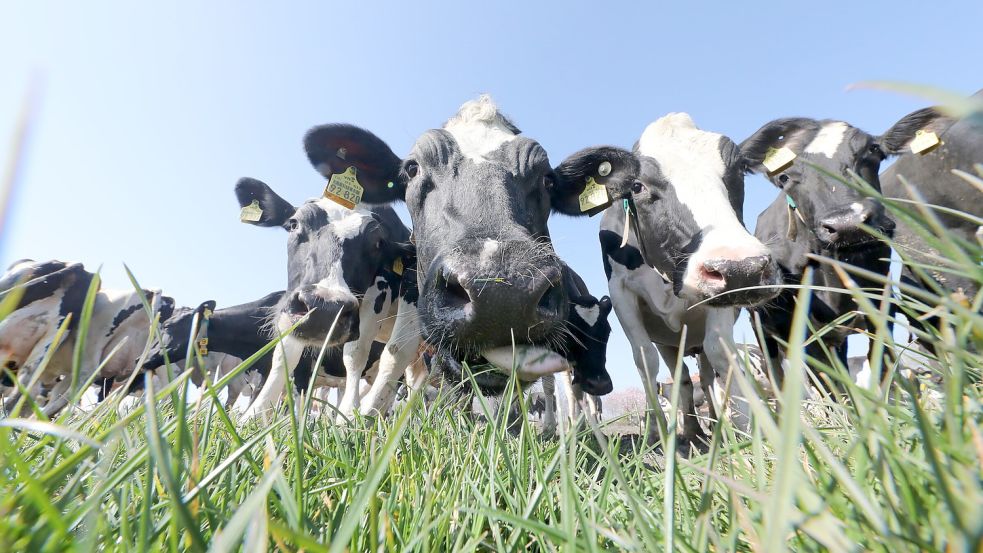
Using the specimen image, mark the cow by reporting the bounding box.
[297,96,623,403]
[741,116,897,392]
[234,177,423,419]
[878,91,983,317]
[547,113,782,449]
[1,260,96,415]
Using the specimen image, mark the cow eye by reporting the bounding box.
[287,218,300,232]
[778,174,790,185]
[868,144,883,156]
[405,161,419,179]
[631,180,644,194]
[543,174,555,189]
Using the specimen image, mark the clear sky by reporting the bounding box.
[1,1,980,389]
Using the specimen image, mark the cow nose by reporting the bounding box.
[817,201,888,246]
[288,287,360,342]
[430,262,567,345]
[701,254,773,291]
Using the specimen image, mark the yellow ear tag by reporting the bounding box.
[203,308,213,320]
[579,176,610,212]
[762,147,796,175]
[197,337,208,356]
[392,257,404,276]
[910,129,941,155]
[323,166,363,209]
[239,200,263,223]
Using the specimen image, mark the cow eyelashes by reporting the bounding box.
[631,181,644,194]
[778,174,790,186]
[287,218,300,232]
[542,174,555,190]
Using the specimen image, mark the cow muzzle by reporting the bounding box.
[285,286,360,344]
[816,201,894,248]
[692,252,781,306]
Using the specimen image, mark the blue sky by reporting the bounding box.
[1,2,980,389]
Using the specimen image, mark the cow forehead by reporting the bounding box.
[442,95,519,163]
[803,121,849,158]
[296,199,375,240]
[636,113,727,178]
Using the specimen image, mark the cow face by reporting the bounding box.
[740,118,895,250]
[235,178,405,346]
[302,96,570,366]
[552,114,780,306]
[568,295,614,395]
[143,300,216,371]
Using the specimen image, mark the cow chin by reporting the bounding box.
[278,311,358,347]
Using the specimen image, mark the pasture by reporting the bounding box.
[1,161,981,550]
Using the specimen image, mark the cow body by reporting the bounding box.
[879,92,983,301]
[1,260,95,414]
[551,114,781,448]
[235,177,422,419]
[742,117,896,390]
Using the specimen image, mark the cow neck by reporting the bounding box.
[624,198,671,284]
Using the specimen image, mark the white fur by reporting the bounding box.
[574,304,600,327]
[636,113,770,299]
[850,202,865,215]
[482,346,571,381]
[804,122,848,158]
[443,95,517,163]
[479,239,501,267]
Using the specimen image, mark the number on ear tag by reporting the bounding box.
[579,176,610,213]
[910,130,941,155]
[763,147,796,175]
[323,166,364,209]
[197,337,208,356]
[239,200,263,222]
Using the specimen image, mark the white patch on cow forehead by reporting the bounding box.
[804,122,848,158]
[443,95,517,163]
[314,198,372,239]
[574,304,600,327]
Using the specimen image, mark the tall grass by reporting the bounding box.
[1,93,981,551]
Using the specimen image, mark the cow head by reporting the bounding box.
[552,114,780,306]
[142,299,216,371]
[302,96,572,368]
[740,118,895,250]
[568,295,614,395]
[235,178,408,346]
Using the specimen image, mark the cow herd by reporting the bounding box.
[1,90,980,450]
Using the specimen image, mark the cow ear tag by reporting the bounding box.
[910,129,941,155]
[762,147,796,175]
[203,308,213,320]
[239,200,263,223]
[579,176,610,213]
[392,257,404,276]
[197,337,209,356]
[323,166,364,209]
[598,161,612,177]
[620,199,632,248]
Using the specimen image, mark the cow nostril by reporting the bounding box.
[3,360,16,370]
[536,282,563,315]
[700,262,726,284]
[288,292,310,315]
[439,271,471,309]
[821,224,838,237]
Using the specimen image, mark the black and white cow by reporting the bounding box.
[741,117,896,390]
[139,291,388,408]
[234,177,422,419]
[299,96,620,397]
[879,90,983,302]
[1,260,95,413]
[549,113,782,447]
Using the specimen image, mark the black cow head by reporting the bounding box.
[740,118,895,250]
[142,299,216,371]
[552,114,780,306]
[301,96,577,367]
[568,295,614,395]
[235,178,408,346]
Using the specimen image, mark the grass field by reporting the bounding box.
[1,90,982,552]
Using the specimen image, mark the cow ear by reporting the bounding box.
[158,296,176,321]
[551,146,639,216]
[196,300,217,317]
[879,107,948,155]
[304,124,404,203]
[235,177,297,228]
[739,118,821,174]
[598,296,612,317]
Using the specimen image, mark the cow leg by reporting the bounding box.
[338,285,391,419]
[703,308,750,432]
[243,338,303,419]
[655,344,705,450]
[541,374,557,435]
[557,370,583,432]
[609,288,668,446]
[360,299,420,416]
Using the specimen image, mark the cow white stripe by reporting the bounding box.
[804,122,848,158]
[444,95,517,163]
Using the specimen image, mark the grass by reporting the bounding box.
[1,87,982,551]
